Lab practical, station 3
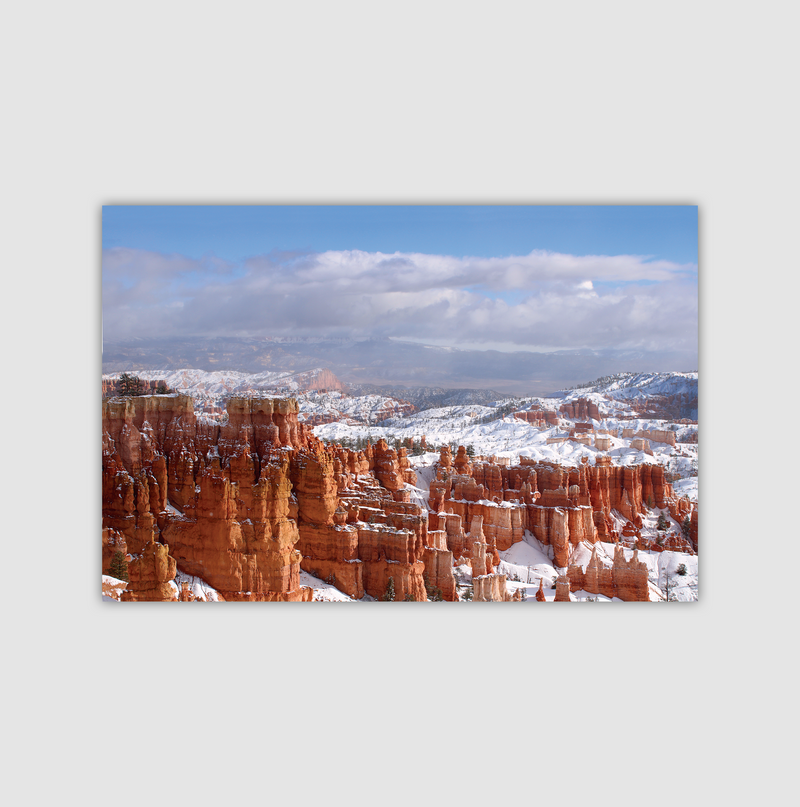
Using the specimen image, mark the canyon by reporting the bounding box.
[102,370,698,603]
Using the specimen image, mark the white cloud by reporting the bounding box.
[102,247,697,355]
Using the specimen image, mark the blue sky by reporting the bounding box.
[103,205,697,265]
[102,205,697,360]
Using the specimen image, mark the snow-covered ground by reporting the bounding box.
[315,410,699,486]
[564,371,698,400]
[171,569,223,602]
[491,529,697,602]
[296,390,416,424]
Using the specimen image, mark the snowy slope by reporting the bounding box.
[563,371,698,401]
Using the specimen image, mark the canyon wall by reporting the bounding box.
[427,448,696,600]
[103,394,451,602]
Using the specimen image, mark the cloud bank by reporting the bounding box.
[102,247,697,354]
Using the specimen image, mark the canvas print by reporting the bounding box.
[102,205,698,602]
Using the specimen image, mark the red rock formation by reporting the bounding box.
[535,578,546,601]
[636,531,695,554]
[429,452,699,575]
[559,398,600,421]
[555,575,571,602]
[471,536,492,579]
[178,582,196,601]
[473,574,519,601]
[372,439,408,491]
[636,428,676,446]
[514,407,558,427]
[292,459,436,600]
[103,394,315,601]
[423,547,457,601]
[453,446,472,475]
[566,543,650,601]
[121,539,178,601]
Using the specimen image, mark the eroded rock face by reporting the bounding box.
[104,395,696,603]
[427,452,696,574]
[566,544,651,601]
[122,539,178,602]
[473,571,523,602]
[555,575,571,602]
[559,398,600,421]
[296,471,435,600]
[372,439,408,491]
[103,395,315,601]
[514,408,558,427]
[103,394,453,602]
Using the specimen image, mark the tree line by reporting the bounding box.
[113,373,172,397]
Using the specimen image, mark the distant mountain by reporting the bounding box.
[102,336,697,397]
[346,384,508,409]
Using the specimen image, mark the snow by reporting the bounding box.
[298,570,358,602]
[173,570,222,602]
[313,404,697,485]
[164,500,185,517]
[672,477,699,502]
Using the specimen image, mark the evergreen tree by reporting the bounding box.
[424,576,443,601]
[681,515,691,538]
[676,563,688,576]
[107,550,129,582]
[117,373,143,397]
[466,444,475,457]
[155,382,171,394]
[657,512,670,531]
[382,577,396,601]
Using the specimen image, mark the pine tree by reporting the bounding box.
[107,550,129,582]
[117,373,143,397]
[382,577,396,601]
[424,576,443,601]
[681,515,691,538]
[657,512,670,531]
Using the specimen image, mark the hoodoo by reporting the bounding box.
[103,385,696,603]
[102,394,461,602]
